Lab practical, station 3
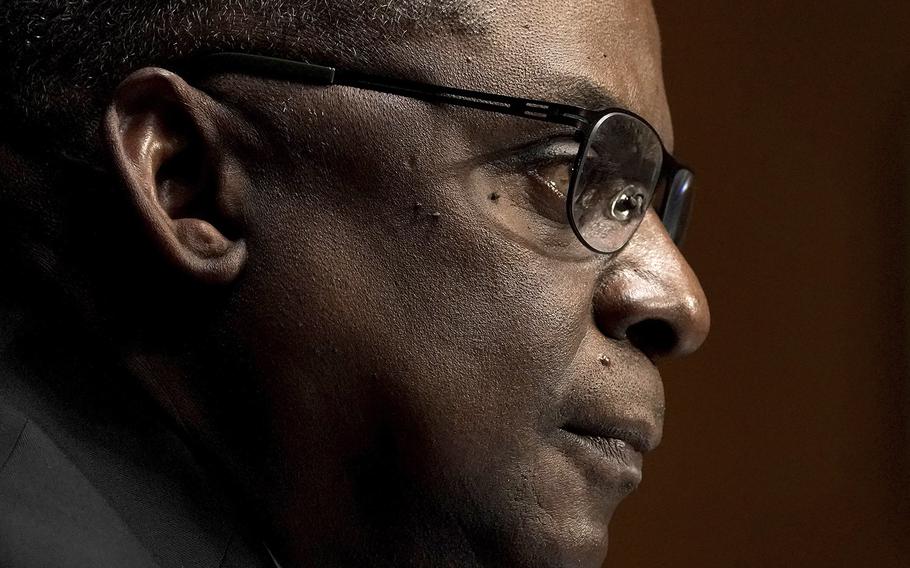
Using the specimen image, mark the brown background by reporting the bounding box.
[608,2,910,566]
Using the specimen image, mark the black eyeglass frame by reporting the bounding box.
[186,52,694,253]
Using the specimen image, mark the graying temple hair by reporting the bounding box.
[0,0,489,154]
[0,1,490,306]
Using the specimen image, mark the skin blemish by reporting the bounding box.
[489,191,501,202]
[598,354,612,367]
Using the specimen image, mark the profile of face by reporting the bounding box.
[101,0,709,566]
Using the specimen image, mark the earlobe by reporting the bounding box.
[103,67,247,285]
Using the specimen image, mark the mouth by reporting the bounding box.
[561,423,654,455]
[558,421,656,493]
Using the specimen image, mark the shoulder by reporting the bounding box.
[0,402,275,568]
[0,403,160,568]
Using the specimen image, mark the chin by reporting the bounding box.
[455,442,636,568]
[493,515,613,568]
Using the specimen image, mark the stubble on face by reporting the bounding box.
[214,1,677,566]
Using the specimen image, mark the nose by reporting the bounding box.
[592,212,710,360]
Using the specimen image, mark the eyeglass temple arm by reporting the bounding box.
[196,53,592,128]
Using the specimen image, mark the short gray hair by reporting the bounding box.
[0,0,489,156]
[0,1,489,310]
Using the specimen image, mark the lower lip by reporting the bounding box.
[560,430,644,493]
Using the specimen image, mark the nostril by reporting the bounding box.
[626,319,677,360]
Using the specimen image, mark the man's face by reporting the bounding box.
[218,0,709,565]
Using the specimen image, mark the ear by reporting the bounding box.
[103,67,248,284]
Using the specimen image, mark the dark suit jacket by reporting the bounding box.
[0,366,275,568]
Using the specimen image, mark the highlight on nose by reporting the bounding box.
[592,243,710,360]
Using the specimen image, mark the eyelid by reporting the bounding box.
[487,135,581,174]
[514,137,580,165]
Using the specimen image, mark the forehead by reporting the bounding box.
[367,0,671,144]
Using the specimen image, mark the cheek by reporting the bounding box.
[239,124,596,445]
[252,91,594,422]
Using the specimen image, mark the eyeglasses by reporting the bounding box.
[189,53,695,254]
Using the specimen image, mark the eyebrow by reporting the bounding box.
[543,76,624,113]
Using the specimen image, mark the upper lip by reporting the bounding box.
[558,348,664,456]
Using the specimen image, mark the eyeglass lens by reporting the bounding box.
[569,112,690,253]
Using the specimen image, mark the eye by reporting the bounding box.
[514,139,581,224]
[477,134,591,258]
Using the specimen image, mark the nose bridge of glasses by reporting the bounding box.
[660,169,695,246]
